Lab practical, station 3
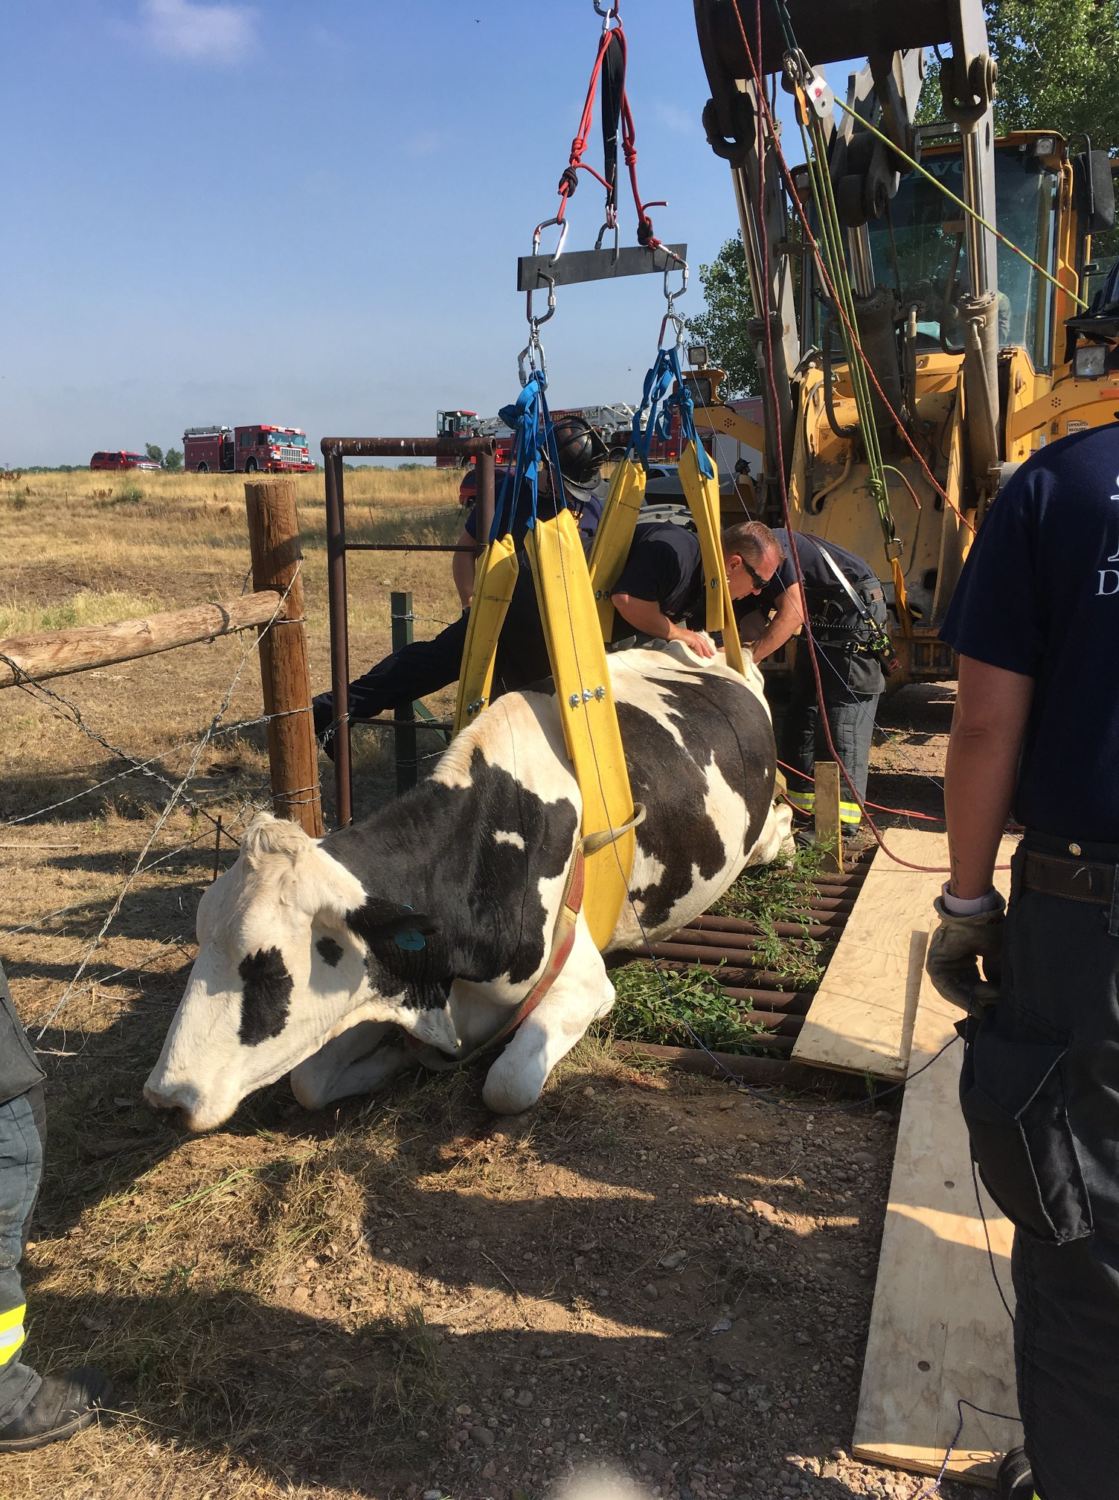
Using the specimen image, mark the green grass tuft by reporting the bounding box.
[606,961,766,1053]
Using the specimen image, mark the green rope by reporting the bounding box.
[797,99,898,554]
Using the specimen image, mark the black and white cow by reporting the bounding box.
[144,643,792,1131]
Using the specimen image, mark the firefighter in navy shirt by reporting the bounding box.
[744,525,889,827]
[926,424,1119,1500]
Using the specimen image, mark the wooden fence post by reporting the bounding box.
[245,478,323,837]
[814,760,843,874]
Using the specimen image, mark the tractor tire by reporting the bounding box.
[996,1448,1033,1500]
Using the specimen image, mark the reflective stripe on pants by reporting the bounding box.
[0,1303,26,1365]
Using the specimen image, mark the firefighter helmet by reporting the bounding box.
[550,417,609,485]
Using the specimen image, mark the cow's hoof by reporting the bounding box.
[482,1064,544,1116]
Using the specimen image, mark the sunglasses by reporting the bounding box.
[740,556,773,590]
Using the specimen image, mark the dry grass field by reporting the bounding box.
[0,469,964,1500]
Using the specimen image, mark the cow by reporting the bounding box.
[144,643,793,1131]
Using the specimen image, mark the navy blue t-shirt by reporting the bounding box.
[610,522,705,623]
[941,424,1119,840]
[753,529,876,614]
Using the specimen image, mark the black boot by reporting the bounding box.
[0,1366,110,1452]
[997,1446,1035,1499]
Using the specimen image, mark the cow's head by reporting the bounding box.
[143,814,433,1131]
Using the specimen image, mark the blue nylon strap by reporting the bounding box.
[629,344,714,479]
[630,349,678,463]
[491,374,565,542]
[662,345,714,479]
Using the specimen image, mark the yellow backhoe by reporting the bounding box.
[692,0,1117,682]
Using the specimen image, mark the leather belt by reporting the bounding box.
[1022,849,1117,907]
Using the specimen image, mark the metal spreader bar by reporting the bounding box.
[517,242,687,292]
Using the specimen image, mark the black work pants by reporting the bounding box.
[0,1084,46,1425]
[959,834,1119,1500]
[780,642,883,824]
[313,572,552,744]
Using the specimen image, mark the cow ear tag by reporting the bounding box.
[394,904,427,952]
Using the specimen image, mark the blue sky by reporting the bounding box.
[3,0,786,468]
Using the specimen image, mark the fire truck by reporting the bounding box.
[182,424,315,474]
[435,410,513,468]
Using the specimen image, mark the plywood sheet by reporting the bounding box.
[852,829,1020,1486]
[792,831,950,1079]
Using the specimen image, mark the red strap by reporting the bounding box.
[553,20,662,247]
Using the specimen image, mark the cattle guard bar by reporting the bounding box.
[320,437,497,827]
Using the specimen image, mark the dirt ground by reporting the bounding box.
[0,471,972,1500]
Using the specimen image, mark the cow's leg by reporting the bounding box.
[482,922,615,1115]
[289,1021,410,1110]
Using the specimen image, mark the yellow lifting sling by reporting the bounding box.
[525,506,637,950]
[453,534,519,734]
[677,438,747,677]
[585,454,647,639]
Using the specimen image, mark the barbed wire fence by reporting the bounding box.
[0,565,313,1034]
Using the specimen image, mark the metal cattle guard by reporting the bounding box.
[320,437,497,827]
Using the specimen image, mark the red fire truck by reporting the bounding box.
[435,411,514,468]
[182,424,315,474]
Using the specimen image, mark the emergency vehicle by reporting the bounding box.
[182,424,315,474]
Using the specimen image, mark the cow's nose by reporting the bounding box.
[143,1084,191,1127]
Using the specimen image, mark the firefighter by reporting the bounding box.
[312,417,607,755]
[926,423,1119,1500]
[720,521,889,827]
[0,959,110,1452]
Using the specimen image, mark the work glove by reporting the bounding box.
[925,891,1006,1014]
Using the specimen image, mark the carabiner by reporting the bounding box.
[531,215,569,266]
[594,216,620,264]
[525,275,557,332]
[517,329,549,387]
[662,251,688,306]
[657,309,686,352]
[594,0,620,29]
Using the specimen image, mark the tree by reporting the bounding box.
[145,443,163,466]
[984,0,1119,147]
[163,448,183,472]
[685,234,760,398]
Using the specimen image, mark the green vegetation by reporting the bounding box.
[605,844,830,1054]
[0,588,161,637]
[686,234,759,399]
[986,0,1119,147]
[608,960,766,1053]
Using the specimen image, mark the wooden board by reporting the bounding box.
[852,830,1020,1486]
[791,831,951,1079]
